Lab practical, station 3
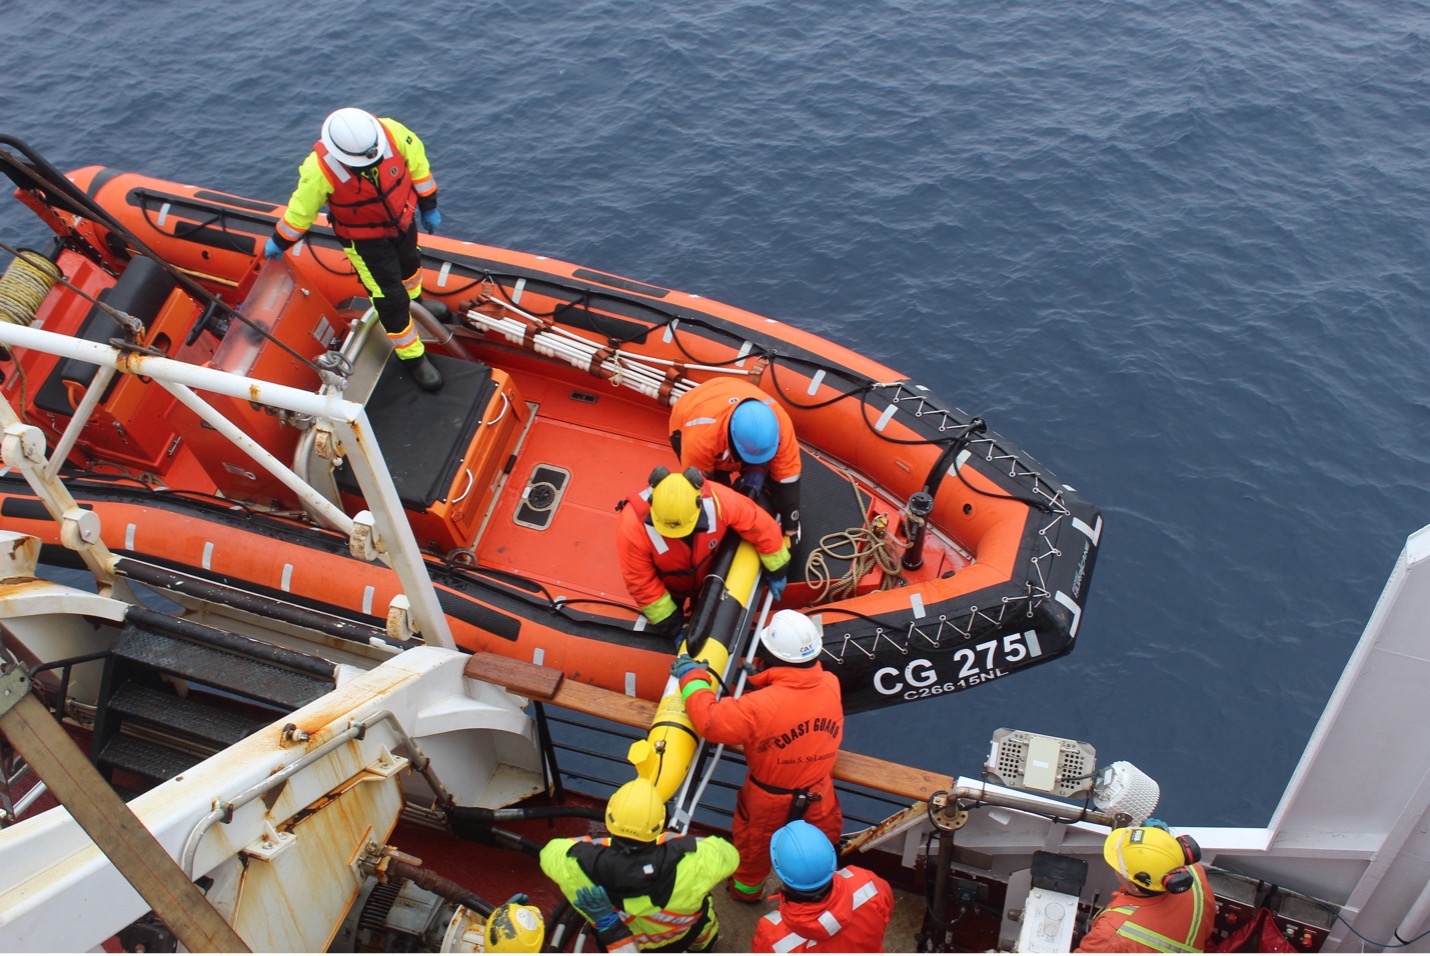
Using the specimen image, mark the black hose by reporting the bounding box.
[447,804,603,858]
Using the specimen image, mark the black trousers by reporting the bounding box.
[343,223,422,335]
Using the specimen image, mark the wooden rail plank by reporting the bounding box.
[463,657,951,803]
[0,672,250,952]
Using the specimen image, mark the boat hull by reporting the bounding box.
[0,158,1103,712]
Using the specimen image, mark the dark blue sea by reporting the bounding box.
[2,1,1427,829]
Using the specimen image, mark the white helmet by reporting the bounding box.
[320,108,384,167]
[760,610,822,664]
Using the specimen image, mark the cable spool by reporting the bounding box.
[0,250,61,359]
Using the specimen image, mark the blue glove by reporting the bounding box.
[263,237,283,259]
[734,467,767,497]
[506,892,529,905]
[575,884,620,931]
[767,573,787,602]
[420,208,442,233]
[671,653,703,680]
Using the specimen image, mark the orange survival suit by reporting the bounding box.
[667,379,802,533]
[678,663,843,899]
[616,479,787,626]
[752,865,895,953]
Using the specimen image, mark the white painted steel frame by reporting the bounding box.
[0,321,455,650]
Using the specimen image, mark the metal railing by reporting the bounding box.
[534,703,907,836]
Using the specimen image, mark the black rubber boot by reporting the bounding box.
[416,297,453,323]
[402,354,443,392]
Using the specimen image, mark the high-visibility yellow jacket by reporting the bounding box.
[273,117,436,247]
[540,833,737,951]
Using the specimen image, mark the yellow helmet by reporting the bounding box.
[605,779,666,842]
[483,902,545,953]
[1103,826,1188,893]
[649,473,702,538]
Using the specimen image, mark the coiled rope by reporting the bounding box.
[803,514,909,603]
[0,249,61,339]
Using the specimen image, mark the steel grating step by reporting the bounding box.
[96,734,201,785]
[112,625,334,711]
[108,682,270,749]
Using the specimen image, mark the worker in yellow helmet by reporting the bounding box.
[481,899,546,952]
[615,466,790,640]
[539,779,737,952]
[1074,824,1214,953]
[265,107,449,392]
[482,891,637,953]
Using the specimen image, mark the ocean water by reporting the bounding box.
[2,0,1427,828]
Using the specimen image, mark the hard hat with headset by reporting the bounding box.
[1103,825,1202,894]
[647,466,705,539]
[320,108,384,168]
[759,609,822,664]
[483,901,546,952]
[605,778,667,842]
[729,399,779,465]
[770,820,837,893]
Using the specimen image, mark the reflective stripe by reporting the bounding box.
[1114,923,1200,953]
[275,218,306,241]
[851,880,878,907]
[403,269,424,296]
[1113,875,1207,955]
[321,151,354,183]
[651,909,700,926]
[816,911,842,935]
[388,320,420,349]
[631,907,703,946]
[700,496,717,527]
[645,525,670,554]
[772,930,811,953]
[683,416,719,427]
[1185,873,1207,947]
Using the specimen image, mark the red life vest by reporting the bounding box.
[313,121,416,241]
[615,481,783,608]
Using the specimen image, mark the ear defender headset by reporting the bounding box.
[1161,834,1202,895]
[647,465,705,489]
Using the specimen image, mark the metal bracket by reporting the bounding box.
[1,423,45,468]
[244,819,297,862]
[60,507,102,551]
[313,422,338,460]
[0,667,33,721]
[367,747,408,780]
[349,510,380,561]
[385,594,416,643]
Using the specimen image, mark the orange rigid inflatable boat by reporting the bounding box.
[0,136,1101,713]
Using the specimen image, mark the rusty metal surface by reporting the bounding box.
[0,677,248,952]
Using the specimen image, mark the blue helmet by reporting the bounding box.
[770,820,837,892]
[729,399,779,465]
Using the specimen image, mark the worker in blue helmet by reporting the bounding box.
[667,378,802,542]
[751,820,894,953]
